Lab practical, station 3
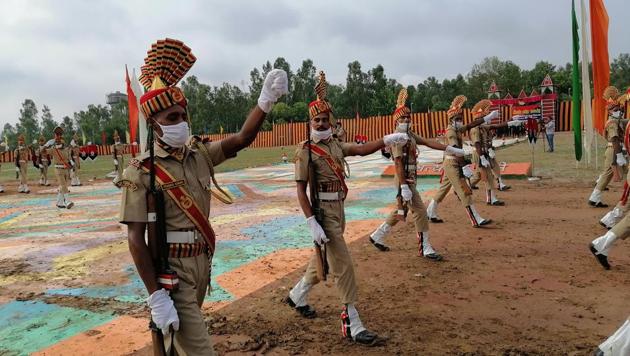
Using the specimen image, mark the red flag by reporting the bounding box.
[590,0,609,134]
[126,65,139,144]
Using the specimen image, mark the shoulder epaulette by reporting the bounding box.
[129,152,150,169]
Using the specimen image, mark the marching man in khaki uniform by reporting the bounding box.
[285,71,408,346]
[120,38,288,355]
[590,89,629,269]
[112,130,125,183]
[36,135,51,186]
[588,86,628,207]
[70,132,82,186]
[368,88,466,260]
[425,97,498,226]
[47,126,75,208]
[599,89,630,229]
[15,134,31,193]
[469,120,523,205]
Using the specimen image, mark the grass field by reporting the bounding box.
[0,132,605,183]
[0,145,291,182]
[494,131,607,183]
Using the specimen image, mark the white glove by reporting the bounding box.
[483,110,499,124]
[257,69,289,113]
[15,167,19,172]
[507,120,523,127]
[400,184,413,202]
[45,139,55,148]
[462,165,473,178]
[616,153,628,166]
[383,132,409,146]
[69,159,75,167]
[113,159,119,165]
[445,145,465,157]
[306,216,329,246]
[480,155,490,168]
[147,289,180,336]
[488,148,496,159]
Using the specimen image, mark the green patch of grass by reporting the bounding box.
[0,146,294,182]
[495,131,607,183]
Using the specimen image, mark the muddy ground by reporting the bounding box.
[200,180,630,356]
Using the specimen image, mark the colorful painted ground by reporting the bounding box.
[0,150,449,355]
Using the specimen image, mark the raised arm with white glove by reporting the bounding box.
[445,145,466,157]
[616,153,628,166]
[483,110,499,124]
[480,155,490,168]
[306,216,329,246]
[147,288,180,336]
[383,132,409,146]
[400,184,413,202]
[257,69,289,113]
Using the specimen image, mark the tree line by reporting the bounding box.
[2,54,629,148]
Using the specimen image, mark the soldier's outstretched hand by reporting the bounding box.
[383,132,408,146]
[258,69,289,113]
[483,110,499,123]
[445,145,466,157]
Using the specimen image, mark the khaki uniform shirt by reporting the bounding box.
[51,144,72,167]
[38,146,50,165]
[605,117,623,142]
[15,146,30,163]
[295,139,351,184]
[443,125,464,168]
[470,126,491,154]
[391,130,420,181]
[118,141,227,231]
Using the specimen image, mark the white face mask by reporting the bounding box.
[612,110,622,119]
[453,121,463,129]
[311,127,332,143]
[158,121,189,148]
[397,122,410,132]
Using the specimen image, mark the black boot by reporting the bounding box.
[285,296,316,318]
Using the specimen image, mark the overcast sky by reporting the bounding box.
[1,0,629,127]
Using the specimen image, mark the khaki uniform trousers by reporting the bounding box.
[490,157,502,181]
[433,161,473,207]
[303,200,357,305]
[385,183,429,233]
[18,161,28,185]
[596,147,616,191]
[469,152,496,196]
[55,168,70,194]
[40,161,49,182]
[116,156,125,181]
[168,253,216,356]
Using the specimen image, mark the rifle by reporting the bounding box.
[146,127,177,356]
[396,137,409,221]
[306,122,328,281]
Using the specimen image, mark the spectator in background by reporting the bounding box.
[544,116,555,152]
[281,150,288,164]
